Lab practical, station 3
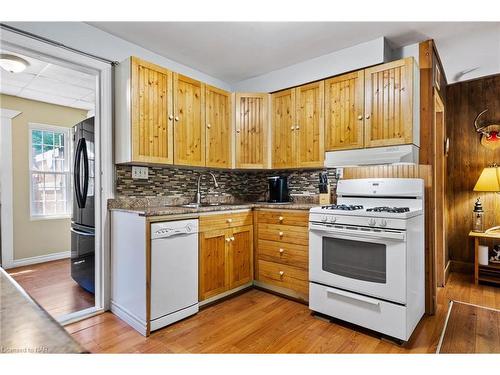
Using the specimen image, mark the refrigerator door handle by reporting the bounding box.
[81,139,89,208]
[70,227,95,237]
[74,138,84,209]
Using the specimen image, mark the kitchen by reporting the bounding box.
[1,7,499,372]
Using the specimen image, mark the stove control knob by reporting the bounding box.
[321,215,328,223]
[379,219,387,227]
[329,216,337,223]
[368,218,376,226]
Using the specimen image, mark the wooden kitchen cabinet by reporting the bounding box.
[271,89,296,168]
[271,82,324,168]
[325,71,364,150]
[234,93,269,169]
[205,85,232,168]
[115,56,175,164]
[199,212,254,301]
[364,57,415,147]
[173,73,206,166]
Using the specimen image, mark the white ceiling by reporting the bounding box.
[89,22,500,85]
[0,50,95,110]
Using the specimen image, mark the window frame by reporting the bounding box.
[28,122,72,221]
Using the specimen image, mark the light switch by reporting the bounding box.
[132,166,149,180]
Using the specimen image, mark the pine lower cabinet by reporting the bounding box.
[254,209,309,301]
[198,211,253,302]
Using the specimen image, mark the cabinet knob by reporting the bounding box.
[295,125,300,130]
[175,116,180,122]
[236,129,240,133]
[279,231,284,237]
[278,216,284,222]
[168,115,173,121]
[207,123,211,129]
[227,218,233,223]
[226,237,231,242]
[290,126,294,131]
[365,114,370,119]
[279,271,284,277]
[230,236,235,241]
[279,248,284,254]
[357,115,363,120]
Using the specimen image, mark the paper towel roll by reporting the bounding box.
[478,245,489,266]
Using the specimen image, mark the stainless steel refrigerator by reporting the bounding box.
[71,117,95,294]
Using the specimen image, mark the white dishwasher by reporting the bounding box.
[150,219,199,331]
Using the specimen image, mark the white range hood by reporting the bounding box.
[324,145,419,167]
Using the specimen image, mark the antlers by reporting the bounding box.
[474,109,491,136]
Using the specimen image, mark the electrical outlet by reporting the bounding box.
[335,167,344,179]
[132,166,149,180]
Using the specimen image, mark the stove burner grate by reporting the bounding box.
[366,206,410,213]
[321,204,364,211]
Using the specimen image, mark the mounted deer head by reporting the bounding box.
[474,109,500,150]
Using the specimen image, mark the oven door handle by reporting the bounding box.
[326,287,380,306]
[309,225,406,241]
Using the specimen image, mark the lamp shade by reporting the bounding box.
[473,167,500,192]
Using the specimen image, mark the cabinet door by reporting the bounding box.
[325,71,364,150]
[173,73,206,166]
[199,229,229,301]
[235,93,269,169]
[271,89,296,168]
[205,85,231,168]
[364,57,414,147]
[131,57,174,163]
[228,225,253,289]
[295,81,325,167]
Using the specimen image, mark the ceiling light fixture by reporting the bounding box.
[0,54,29,73]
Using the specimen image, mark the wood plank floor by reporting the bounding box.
[438,301,500,353]
[65,272,500,353]
[7,259,94,318]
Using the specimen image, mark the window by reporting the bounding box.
[29,123,71,219]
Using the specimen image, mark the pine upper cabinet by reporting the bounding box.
[228,225,253,289]
[115,56,174,164]
[199,229,228,301]
[364,57,415,147]
[271,89,296,168]
[205,85,231,168]
[235,93,269,169]
[325,71,364,150]
[173,73,206,166]
[295,81,325,167]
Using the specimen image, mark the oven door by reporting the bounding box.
[309,223,406,304]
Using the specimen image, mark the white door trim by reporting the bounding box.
[0,28,115,319]
[0,109,21,269]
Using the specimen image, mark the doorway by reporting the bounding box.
[0,29,113,324]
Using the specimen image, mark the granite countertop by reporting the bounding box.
[108,198,317,217]
[0,268,86,354]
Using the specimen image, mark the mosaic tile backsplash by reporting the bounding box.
[115,165,338,203]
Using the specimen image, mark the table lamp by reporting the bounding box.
[473,165,500,233]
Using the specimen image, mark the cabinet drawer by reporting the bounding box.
[199,211,253,232]
[257,239,308,269]
[257,224,308,246]
[257,260,308,296]
[256,210,309,227]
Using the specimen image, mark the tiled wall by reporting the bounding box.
[115,165,337,202]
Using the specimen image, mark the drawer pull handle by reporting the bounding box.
[278,216,284,222]
[227,218,233,223]
[279,271,284,277]
[279,248,284,254]
[326,287,380,306]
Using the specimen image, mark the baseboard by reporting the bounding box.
[444,260,452,283]
[198,282,253,307]
[449,260,473,274]
[8,251,70,269]
[110,300,147,336]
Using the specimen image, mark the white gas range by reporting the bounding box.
[308,178,425,342]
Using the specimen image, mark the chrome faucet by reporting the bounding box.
[195,172,219,205]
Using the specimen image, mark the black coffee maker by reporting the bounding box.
[267,176,290,203]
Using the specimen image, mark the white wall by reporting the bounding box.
[232,37,388,92]
[5,22,232,91]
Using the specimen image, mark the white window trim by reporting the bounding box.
[28,122,72,221]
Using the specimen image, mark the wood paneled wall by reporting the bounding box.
[446,74,500,268]
[343,165,435,314]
